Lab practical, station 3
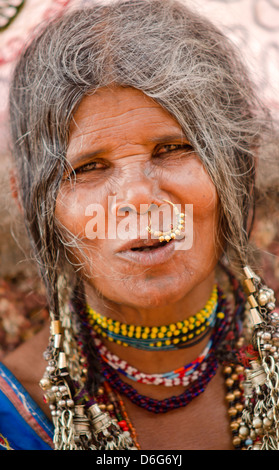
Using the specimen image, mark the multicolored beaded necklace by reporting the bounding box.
[93,330,214,387]
[74,271,252,449]
[78,285,234,414]
[41,266,279,450]
[86,284,219,350]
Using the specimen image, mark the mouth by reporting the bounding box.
[130,240,168,251]
[115,237,183,266]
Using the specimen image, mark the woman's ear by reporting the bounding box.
[10,169,23,213]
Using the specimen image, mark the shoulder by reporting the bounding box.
[0,324,54,450]
[0,360,53,450]
[2,322,49,388]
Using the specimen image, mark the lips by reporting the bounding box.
[115,236,183,266]
[130,240,168,252]
[117,237,168,252]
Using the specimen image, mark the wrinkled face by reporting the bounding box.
[55,86,221,308]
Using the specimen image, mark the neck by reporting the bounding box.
[84,271,216,326]
[83,272,218,399]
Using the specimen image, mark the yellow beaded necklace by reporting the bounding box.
[86,284,220,350]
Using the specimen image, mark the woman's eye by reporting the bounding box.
[64,160,108,181]
[74,161,107,174]
[155,143,193,156]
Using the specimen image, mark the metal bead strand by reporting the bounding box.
[240,266,279,450]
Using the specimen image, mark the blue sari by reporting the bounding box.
[0,363,54,450]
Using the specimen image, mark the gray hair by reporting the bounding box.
[9,0,276,317]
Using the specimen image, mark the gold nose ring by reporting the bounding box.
[146,199,185,242]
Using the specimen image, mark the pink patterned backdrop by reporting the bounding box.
[0,0,279,156]
[0,0,278,354]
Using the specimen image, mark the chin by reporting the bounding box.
[106,273,194,309]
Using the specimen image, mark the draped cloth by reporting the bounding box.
[0,363,53,450]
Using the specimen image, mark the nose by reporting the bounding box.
[112,171,163,216]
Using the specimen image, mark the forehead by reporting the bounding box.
[68,86,184,150]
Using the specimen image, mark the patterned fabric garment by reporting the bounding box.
[0,363,53,450]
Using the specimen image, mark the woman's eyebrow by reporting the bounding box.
[150,134,189,144]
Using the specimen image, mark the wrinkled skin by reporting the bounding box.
[56,86,221,326]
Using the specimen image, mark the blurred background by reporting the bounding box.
[0,0,278,358]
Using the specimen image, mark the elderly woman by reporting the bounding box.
[0,0,278,451]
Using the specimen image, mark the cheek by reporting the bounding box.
[176,164,220,257]
[55,191,86,237]
[193,184,219,223]
[55,184,107,238]
[167,160,219,221]
[191,181,220,247]
[55,184,116,277]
